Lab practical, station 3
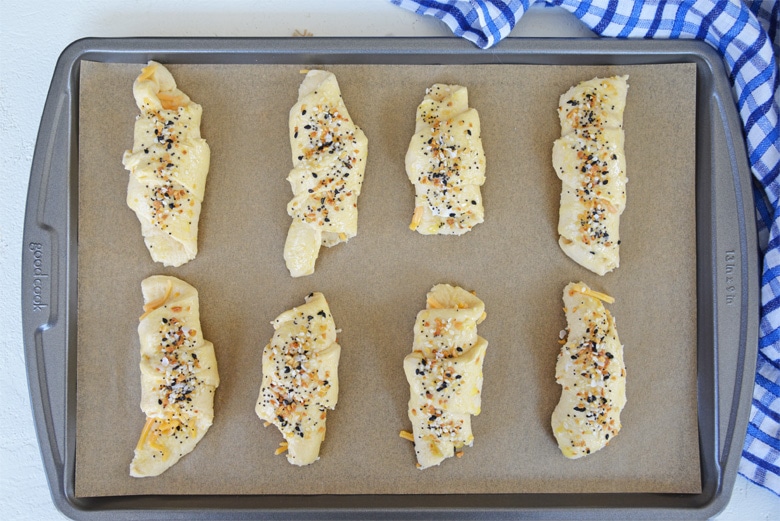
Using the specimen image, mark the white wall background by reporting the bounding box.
[1,1,777,519]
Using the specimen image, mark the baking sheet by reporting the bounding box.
[76,61,699,497]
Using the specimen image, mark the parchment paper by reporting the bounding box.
[76,60,699,497]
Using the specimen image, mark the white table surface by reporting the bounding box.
[2,1,778,519]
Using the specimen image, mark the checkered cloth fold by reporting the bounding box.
[391,0,780,496]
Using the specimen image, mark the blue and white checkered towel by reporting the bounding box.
[392,0,780,496]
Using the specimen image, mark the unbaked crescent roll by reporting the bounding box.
[256,292,341,465]
[552,282,626,459]
[123,61,210,267]
[554,76,628,275]
[402,284,488,469]
[284,70,368,277]
[131,275,219,477]
[406,84,486,235]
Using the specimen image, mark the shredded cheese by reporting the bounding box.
[157,92,185,110]
[570,282,615,304]
[135,417,156,451]
[139,279,173,320]
[138,63,158,81]
[158,418,181,436]
[147,430,169,460]
[410,205,423,231]
[426,297,443,309]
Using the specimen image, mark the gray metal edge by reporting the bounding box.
[704,48,760,518]
[21,36,759,520]
[22,33,78,521]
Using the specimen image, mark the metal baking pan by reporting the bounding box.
[22,37,758,519]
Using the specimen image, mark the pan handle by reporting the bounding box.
[697,58,760,513]
[22,44,80,517]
